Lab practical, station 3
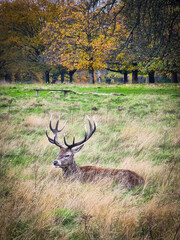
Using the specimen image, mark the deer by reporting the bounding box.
[46,117,145,189]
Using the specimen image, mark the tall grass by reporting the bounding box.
[0,84,180,239]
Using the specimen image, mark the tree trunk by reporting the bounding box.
[5,73,12,83]
[148,71,155,83]
[124,71,128,83]
[69,69,76,83]
[61,72,65,83]
[132,70,138,83]
[69,72,73,83]
[89,68,95,84]
[171,71,178,83]
[98,70,102,83]
[44,71,50,83]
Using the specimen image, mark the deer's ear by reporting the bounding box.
[72,145,84,154]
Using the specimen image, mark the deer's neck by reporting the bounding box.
[62,161,80,178]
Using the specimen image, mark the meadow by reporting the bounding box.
[0,83,180,240]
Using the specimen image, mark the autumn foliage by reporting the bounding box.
[42,1,127,83]
[0,0,179,83]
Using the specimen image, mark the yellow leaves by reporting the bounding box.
[42,1,131,72]
[117,52,126,60]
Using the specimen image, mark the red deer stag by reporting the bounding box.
[46,117,144,189]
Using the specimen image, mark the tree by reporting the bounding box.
[120,0,180,81]
[42,0,127,83]
[104,0,180,83]
[0,0,57,82]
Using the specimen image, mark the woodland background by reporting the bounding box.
[0,0,179,84]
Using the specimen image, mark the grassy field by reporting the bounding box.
[0,83,180,240]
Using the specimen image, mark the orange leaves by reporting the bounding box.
[41,1,130,72]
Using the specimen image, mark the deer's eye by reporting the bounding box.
[65,154,70,158]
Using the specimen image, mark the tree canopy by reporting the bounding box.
[42,0,127,83]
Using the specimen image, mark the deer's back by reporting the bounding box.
[79,166,144,189]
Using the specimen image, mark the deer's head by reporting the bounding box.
[46,117,96,169]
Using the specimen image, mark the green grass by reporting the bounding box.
[0,83,180,240]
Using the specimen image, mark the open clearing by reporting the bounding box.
[0,84,180,240]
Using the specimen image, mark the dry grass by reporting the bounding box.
[0,85,179,240]
[23,115,49,128]
[1,161,179,240]
[172,124,180,145]
[0,121,24,155]
[119,123,159,151]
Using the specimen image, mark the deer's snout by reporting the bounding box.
[53,160,58,166]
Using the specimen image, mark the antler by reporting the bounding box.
[64,116,96,149]
[46,117,66,148]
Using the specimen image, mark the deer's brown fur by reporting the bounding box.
[78,166,144,189]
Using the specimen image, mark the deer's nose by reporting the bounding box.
[53,160,58,166]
